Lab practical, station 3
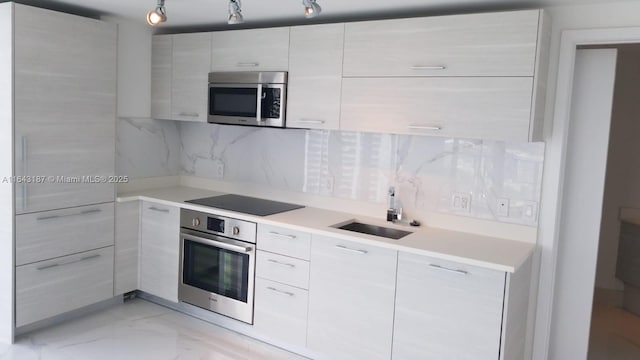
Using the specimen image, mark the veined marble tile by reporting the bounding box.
[116,118,180,179]
[0,299,306,360]
[179,123,306,192]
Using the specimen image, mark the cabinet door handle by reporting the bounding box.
[428,264,469,276]
[410,65,446,71]
[268,231,296,240]
[36,208,102,221]
[148,206,170,213]
[21,136,28,211]
[178,112,200,117]
[335,244,368,255]
[267,258,296,268]
[237,62,260,67]
[37,254,101,271]
[408,125,442,131]
[297,119,326,125]
[266,286,295,297]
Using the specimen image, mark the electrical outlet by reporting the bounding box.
[451,193,472,212]
[522,201,538,222]
[496,198,510,217]
[214,161,224,179]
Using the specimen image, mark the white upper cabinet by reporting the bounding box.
[151,33,211,122]
[171,33,211,122]
[211,27,289,72]
[13,4,116,214]
[343,10,540,77]
[340,77,534,142]
[150,35,172,120]
[286,24,344,130]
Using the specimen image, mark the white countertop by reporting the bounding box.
[118,186,534,273]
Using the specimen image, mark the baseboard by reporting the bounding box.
[593,287,624,307]
[14,296,124,337]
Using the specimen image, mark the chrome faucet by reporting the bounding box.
[387,186,402,222]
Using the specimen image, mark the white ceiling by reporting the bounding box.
[8,0,617,30]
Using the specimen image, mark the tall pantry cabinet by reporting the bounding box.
[0,3,117,343]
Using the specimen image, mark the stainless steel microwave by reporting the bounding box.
[208,71,287,127]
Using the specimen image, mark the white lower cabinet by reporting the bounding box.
[307,235,397,360]
[139,201,180,303]
[393,252,506,360]
[254,277,309,347]
[114,201,140,296]
[16,246,114,327]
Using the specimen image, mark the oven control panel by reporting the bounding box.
[180,208,257,244]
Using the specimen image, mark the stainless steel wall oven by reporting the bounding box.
[179,208,257,324]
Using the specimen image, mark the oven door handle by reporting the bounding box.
[182,233,253,253]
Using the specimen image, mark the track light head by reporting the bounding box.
[147,0,167,26]
[228,0,244,25]
[302,0,321,18]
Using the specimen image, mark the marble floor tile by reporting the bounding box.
[588,302,640,360]
[0,299,307,360]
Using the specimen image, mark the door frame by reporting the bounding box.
[535,27,640,359]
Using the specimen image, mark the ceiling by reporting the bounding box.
[6,0,618,31]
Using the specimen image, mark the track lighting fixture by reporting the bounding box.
[228,0,244,25]
[146,0,167,26]
[302,0,322,18]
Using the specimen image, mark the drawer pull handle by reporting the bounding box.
[335,244,368,255]
[428,264,468,276]
[36,254,101,271]
[268,231,296,240]
[297,119,326,125]
[267,259,296,268]
[408,125,442,131]
[266,286,295,297]
[237,62,260,67]
[148,206,170,213]
[37,208,102,221]
[178,112,200,117]
[410,65,446,70]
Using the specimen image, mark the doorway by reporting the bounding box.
[540,29,640,360]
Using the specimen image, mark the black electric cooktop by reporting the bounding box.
[186,194,305,216]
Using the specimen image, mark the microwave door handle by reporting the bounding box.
[256,83,263,122]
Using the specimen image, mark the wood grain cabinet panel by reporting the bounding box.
[393,252,505,360]
[151,35,172,120]
[211,27,289,72]
[287,24,344,130]
[257,224,311,260]
[340,77,534,142]
[139,201,180,303]
[16,246,115,327]
[115,201,140,296]
[343,10,540,77]
[254,277,309,348]
[13,4,116,214]
[16,203,114,266]
[307,235,397,360]
[171,33,211,122]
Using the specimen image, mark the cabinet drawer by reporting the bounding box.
[16,202,114,266]
[254,277,308,348]
[256,251,309,289]
[211,28,289,72]
[343,10,539,77]
[16,246,114,327]
[257,224,311,260]
[340,77,534,142]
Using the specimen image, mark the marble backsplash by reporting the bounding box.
[117,119,544,226]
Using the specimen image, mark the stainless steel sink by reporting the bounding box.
[333,221,412,240]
